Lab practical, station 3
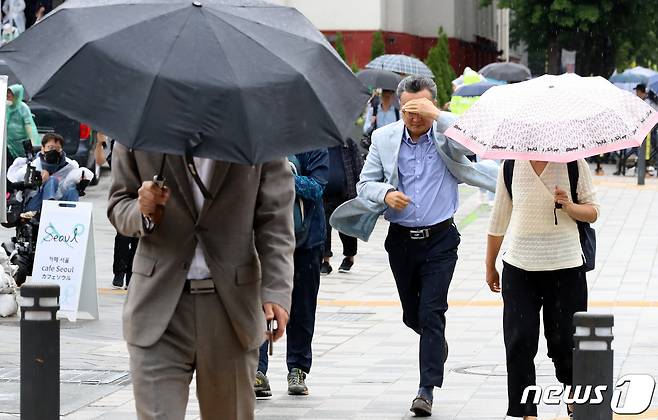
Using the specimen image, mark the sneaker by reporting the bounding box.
[112,273,124,289]
[287,368,308,395]
[320,261,332,276]
[338,257,354,273]
[254,371,272,398]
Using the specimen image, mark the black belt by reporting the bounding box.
[390,218,454,240]
[183,278,215,294]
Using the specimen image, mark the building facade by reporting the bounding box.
[270,0,508,74]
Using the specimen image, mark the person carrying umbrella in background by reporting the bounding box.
[445,73,658,419]
[356,68,401,156]
[362,89,400,136]
[5,84,39,166]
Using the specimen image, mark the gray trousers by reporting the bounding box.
[128,291,257,420]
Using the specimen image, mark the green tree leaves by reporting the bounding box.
[371,31,386,60]
[425,27,456,106]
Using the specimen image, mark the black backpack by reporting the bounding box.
[502,160,596,272]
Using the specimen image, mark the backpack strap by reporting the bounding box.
[567,161,580,204]
[503,160,515,200]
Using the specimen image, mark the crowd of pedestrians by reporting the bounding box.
[2,68,604,420]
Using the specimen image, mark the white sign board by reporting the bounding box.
[0,75,7,223]
[31,201,98,321]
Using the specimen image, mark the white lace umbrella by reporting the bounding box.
[444,73,658,162]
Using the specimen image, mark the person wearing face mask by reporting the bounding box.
[7,133,92,212]
[5,84,39,166]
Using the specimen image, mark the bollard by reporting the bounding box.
[20,284,60,420]
[637,137,647,185]
[572,312,614,420]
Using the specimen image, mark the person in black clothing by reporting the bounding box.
[321,138,363,275]
[95,133,138,289]
[255,149,328,397]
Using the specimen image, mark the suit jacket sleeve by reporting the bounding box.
[107,143,149,238]
[435,113,475,157]
[255,159,295,313]
[356,132,395,205]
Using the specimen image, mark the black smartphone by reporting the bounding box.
[267,320,274,356]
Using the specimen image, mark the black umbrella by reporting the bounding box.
[0,59,21,86]
[479,62,531,83]
[356,69,402,91]
[0,0,369,165]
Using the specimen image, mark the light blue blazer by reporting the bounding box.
[329,113,498,241]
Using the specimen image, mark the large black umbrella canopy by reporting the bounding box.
[0,0,369,164]
[356,69,402,91]
[0,59,22,86]
[479,62,531,83]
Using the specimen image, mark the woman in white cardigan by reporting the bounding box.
[485,159,599,420]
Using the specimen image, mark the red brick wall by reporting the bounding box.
[323,30,498,76]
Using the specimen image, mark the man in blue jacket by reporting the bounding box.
[255,149,329,397]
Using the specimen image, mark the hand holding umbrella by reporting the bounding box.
[554,185,597,224]
[138,181,170,225]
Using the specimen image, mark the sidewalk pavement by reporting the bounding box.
[1,164,658,419]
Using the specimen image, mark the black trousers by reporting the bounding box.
[113,233,139,278]
[258,246,322,374]
[385,222,459,387]
[323,195,357,258]
[502,262,588,418]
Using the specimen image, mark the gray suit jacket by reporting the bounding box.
[107,143,295,350]
[330,114,498,241]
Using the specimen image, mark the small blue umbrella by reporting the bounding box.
[649,79,658,94]
[610,67,658,85]
[453,81,501,97]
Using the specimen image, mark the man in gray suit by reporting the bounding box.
[331,76,496,417]
[108,143,295,420]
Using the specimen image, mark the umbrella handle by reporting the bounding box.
[154,154,167,188]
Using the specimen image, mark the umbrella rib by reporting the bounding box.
[202,10,346,158]
[28,5,187,99]
[203,6,336,53]
[130,7,197,151]
[199,9,257,163]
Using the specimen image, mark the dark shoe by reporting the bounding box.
[254,371,272,398]
[410,395,432,417]
[287,368,308,395]
[320,261,332,276]
[338,257,354,273]
[112,273,124,289]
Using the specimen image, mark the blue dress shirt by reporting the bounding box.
[385,127,459,228]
